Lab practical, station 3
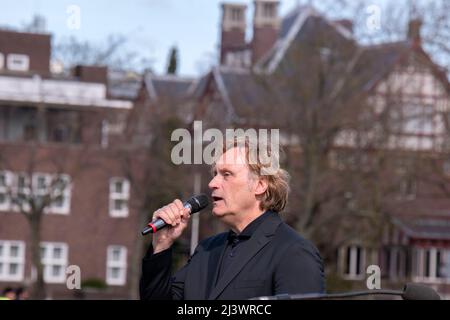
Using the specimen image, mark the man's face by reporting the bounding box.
[5,291,15,300]
[208,147,261,221]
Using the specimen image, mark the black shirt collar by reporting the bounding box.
[227,210,273,243]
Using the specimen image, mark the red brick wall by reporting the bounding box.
[0,30,51,76]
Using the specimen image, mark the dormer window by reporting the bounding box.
[7,54,30,72]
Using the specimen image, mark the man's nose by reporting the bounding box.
[208,176,219,189]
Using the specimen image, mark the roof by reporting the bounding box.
[393,216,450,240]
[390,198,450,240]
[257,5,355,73]
[144,73,195,103]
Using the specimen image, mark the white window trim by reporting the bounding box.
[0,240,25,282]
[40,242,68,284]
[109,178,130,217]
[106,245,127,286]
[7,53,30,72]
[46,174,71,215]
[413,248,450,284]
[2,172,71,215]
[341,245,366,280]
[12,172,31,213]
[0,171,13,211]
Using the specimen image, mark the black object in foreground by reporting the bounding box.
[250,283,441,300]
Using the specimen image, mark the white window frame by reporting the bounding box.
[0,171,13,211]
[341,245,366,280]
[0,240,25,282]
[0,52,4,70]
[47,174,71,215]
[12,172,31,213]
[109,178,130,217]
[106,245,127,286]
[7,54,30,72]
[8,172,71,215]
[40,242,68,284]
[413,247,449,283]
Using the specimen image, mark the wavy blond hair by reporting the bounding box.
[212,135,290,213]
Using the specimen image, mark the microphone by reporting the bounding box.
[141,194,209,236]
[250,283,440,300]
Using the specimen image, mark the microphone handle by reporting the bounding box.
[141,202,192,235]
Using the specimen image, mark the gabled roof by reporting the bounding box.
[388,197,450,240]
[352,41,411,93]
[393,216,450,240]
[256,5,355,73]
[352,40,450,94]
[144,73,195,103]
[191,66,280,124]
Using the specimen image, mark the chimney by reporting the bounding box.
[0,29,51,76]
[408,18,422,47]
[73,65,108,85]
[251,0,280,65]
[220,3,247,65]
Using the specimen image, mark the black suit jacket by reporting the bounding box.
[140,211,325,300]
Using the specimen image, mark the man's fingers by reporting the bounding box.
[152,199,192,228]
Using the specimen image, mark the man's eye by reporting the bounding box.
[223,172,231,177]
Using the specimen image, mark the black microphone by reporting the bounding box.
[141,194,209,236]
[250,283,441,300]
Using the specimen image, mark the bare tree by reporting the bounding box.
[0,143,97,299]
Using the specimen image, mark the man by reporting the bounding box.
[15,287,29,300]
[140,138,325,300]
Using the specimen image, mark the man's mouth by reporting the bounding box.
[212,196,223,202]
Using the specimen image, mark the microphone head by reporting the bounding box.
[402,283,441,300]
[186,194,209,214]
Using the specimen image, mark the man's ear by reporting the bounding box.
[254,177,268,196]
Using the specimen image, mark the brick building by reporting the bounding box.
[189,2,450,298]
[0,28,145,299]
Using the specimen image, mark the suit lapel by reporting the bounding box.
[208,212,282,300]
[205,233,228,299]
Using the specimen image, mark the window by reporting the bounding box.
[342,245,365,279]
[263,3,275,18]
[7,54,30,72]
[48,174,71,215]
[231,8,242,22]
[413,248,448,281]
[109,178,130,217]
[383,247,408,279]
[0,171,13,211]
[40,242,68,283]
[12,173,31,212]
[0,52,4,69]
[0,172,71,214]
[106,246,127,286]
[0,241,25,281]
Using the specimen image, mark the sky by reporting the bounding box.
[0,0,411,77]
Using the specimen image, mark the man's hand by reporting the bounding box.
[151,199,191,254]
